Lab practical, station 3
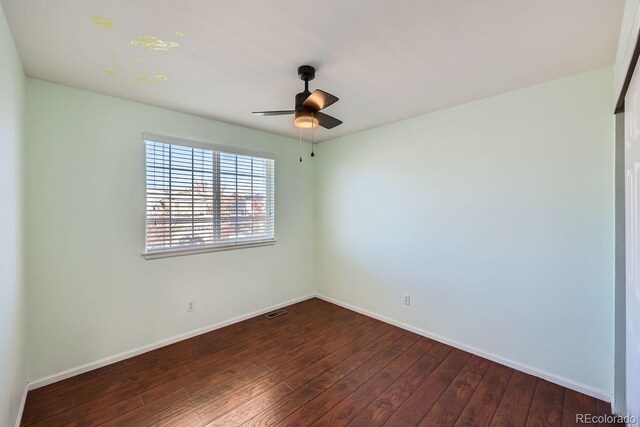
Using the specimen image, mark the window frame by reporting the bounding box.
[142,133,276,260]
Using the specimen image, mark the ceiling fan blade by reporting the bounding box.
[252,110,295,116]
[303,90,339,110]
[317,112,343,129]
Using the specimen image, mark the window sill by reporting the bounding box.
[142,239,276,260]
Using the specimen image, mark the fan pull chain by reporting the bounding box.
[311,113,315,157]
[299,127,303,163]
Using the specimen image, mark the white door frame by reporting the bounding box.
[615,2,640,420]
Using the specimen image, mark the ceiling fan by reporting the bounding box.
[252,65,342,130]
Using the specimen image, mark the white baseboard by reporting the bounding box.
[28,294,316,390]
[315,293,612,403]
[14,382,28,427]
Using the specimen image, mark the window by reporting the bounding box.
[143,133,275,258]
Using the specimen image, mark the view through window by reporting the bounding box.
[144,137,275,255]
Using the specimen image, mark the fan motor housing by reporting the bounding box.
[295,91,313,112]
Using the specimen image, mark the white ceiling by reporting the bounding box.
[1,0,625,142]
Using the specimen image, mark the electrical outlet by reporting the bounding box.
[187,301,195,312]
[403,294,411,306]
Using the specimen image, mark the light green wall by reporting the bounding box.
[24,79,316,381]
[0,4,26,426]
[315,67,615,395]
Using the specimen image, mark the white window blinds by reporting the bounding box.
[144,134,275,257]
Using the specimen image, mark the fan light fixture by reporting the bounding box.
[294,111,319,129]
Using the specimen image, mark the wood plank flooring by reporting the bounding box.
[21,298,622,426]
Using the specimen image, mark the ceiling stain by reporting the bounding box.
[104,70,115,76]
[90,15,114,29]
[130,36,179,51]
[175,31,185,37]
[136,76,156,84]
[155,74,168,81]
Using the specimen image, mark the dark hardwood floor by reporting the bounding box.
[21,298,621,426]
